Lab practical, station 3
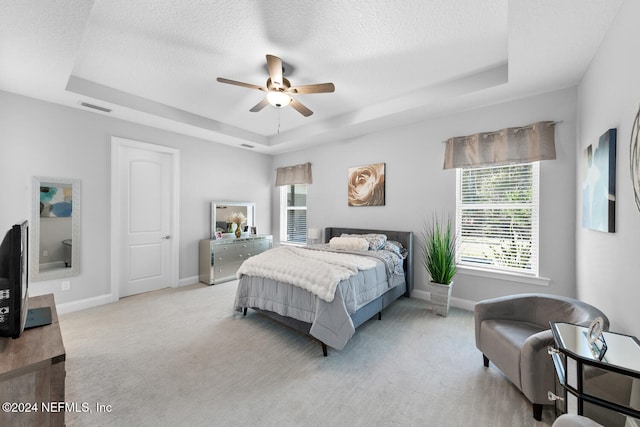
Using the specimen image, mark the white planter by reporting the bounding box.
[427,281,453,316]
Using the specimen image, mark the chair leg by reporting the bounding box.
[532,403,542,421]
[483,354,490,367]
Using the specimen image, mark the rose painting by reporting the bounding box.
[347,163,385,206]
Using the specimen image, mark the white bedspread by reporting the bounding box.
[236,246,376,303]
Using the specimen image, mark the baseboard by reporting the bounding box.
[451,297,476,312]
[179,276,199,287]
[55,278,199,315]
[411,289,475,312]
[411,289,430,301]
[56,293,115,315]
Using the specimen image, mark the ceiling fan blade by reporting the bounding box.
[289,98,313,117]
[288,82,335,94]
[266,55,283,88]
[249,98,270,112]
[217,77,266,92]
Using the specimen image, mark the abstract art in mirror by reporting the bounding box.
[210,201,255,239]
[31,176,81,281]
[582,129,616,233]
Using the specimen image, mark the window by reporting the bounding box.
[456,162,539,275]
[280,184,307,244]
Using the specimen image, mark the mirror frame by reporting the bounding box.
[30,176,81,281]
[211,201,255,239]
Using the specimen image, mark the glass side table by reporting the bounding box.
[549,322,640,426]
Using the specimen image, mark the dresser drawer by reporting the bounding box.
[212,262,242,284]
[200,236,273,285]
[212,245,243,263]
[252,239,271,254]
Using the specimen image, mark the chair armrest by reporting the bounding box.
[522,329,554,355]
[520,329,557,403]
[474,294,539,346]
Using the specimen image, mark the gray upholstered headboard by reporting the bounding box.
[324,227,414,297]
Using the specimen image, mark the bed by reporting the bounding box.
[234,227,414,356]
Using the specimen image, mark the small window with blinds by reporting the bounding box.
[280,184,308,244]
[456,162,539,275]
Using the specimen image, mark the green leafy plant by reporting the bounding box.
[422,213,458,285]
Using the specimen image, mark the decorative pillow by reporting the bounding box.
[383,240,408,258]
[329,236,369,251]
[341,233,387,250]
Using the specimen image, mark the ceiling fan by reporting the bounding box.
[216,54,335,117]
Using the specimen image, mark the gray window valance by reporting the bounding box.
[275,162,313,186]
[443,121,557,169]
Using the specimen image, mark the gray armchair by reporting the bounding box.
[474,293,609,421]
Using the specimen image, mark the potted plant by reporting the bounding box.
[422,213,457,316]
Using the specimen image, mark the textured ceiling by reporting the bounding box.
[0,0,624,154]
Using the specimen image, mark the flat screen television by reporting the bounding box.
[0,221,30,338]
[0,221,51,339]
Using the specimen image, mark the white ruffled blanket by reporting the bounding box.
[236,246,377,302]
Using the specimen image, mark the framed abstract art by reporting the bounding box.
[582,128,616,232]
[630,103,640,213]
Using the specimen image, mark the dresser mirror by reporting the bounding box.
[30,176,81,281]
[211,201,255,238]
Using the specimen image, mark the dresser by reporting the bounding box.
[199,235,272,285]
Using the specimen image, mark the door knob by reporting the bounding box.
[161,235,171,240]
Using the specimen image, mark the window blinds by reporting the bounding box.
[284,184,308,244]
[456,163,539,275]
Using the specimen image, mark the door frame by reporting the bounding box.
[110,136,180,301]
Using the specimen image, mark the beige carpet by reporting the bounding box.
[59,281,557,426]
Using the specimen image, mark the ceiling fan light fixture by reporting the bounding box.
[266,91,292,108]
[217,54,333,116]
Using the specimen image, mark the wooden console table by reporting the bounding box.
[0,294,66,427]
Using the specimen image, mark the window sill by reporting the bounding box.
[278,241,306,247]
[457,265,551,287]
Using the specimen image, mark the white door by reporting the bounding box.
[111,138,179,298]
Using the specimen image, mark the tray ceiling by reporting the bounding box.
[0,0,624,154]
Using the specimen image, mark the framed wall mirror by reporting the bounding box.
[211,201,255,238]
[30,176,81,281]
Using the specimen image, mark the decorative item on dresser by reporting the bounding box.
[199,235,272,285]
[234,227,413,356]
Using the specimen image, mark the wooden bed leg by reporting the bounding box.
[243,307,247,316]
[321,343,328,357]
[378,311,382,320]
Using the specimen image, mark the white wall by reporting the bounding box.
[576,0,640,337]
[0,90,272,306]
[273,87,578,304]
